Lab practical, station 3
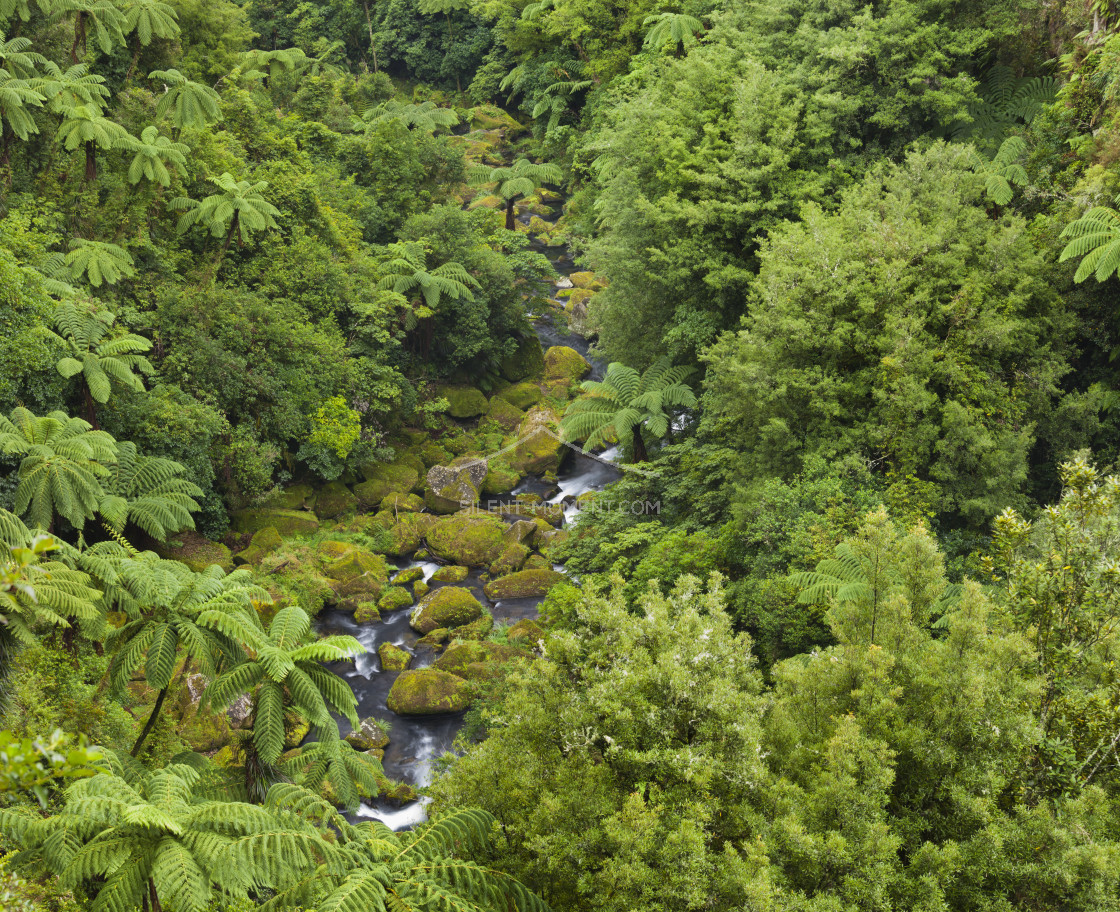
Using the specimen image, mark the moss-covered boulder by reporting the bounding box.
[508,618,547,646]
[410,586,484,634]
[495,382,543,411]
[499,336,545,382]
[378,586,413,613]
[453,614,494,640]
[345,717,390,751]
[378,642,412,672]
[261,483,315,511]
[354,602,381,624]
[508,407,568,475]
[232,509,319,537]
[524,553,550,571]
[391,566,425,585]
[425,458,487,513]
[484,568,566,600]
[503,519,538,547]
[468,103,527,136]
[434,641,531,681]
[426,514,506,567]
[355,461,420,508]
[486,396,525,432]
[544,346,592,382]
[387,669,471,715]
[438,386,489,419]
[314,481,357,519]
[380,492,425,513]
[417,627,450,647]
[155,531,233,572]
[231,526,280,567]
[538,528,570,554]
[419,441,453,468]
[502,500,565,527]
[414,580,430,598]
[490,542,530,576]
[430,565,469,583]
[284,712,311,750]
[569,271,606,290]
[323,549,389,584]
[481,459,522,496]
[385,512,439,557]
[179,701,232,753]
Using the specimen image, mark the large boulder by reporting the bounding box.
[483,569,566,600]
[490,542,529,576]
[233,526,282,566]
[346,717,390,751]
[430,565,469,583]
[355,461,420,508]
[322,548,389,584]
[494,382,542,411]
[232,509,319,537]
[434,641,531,681]
[314,481,357,519]
[503,520,537,547]
[155,530,233,572]
[410,586,485,634]
[544,346,591,383]
[425,457,487,514]
[385,512,439,557]
[468,104,527,136]
[486,397,524,432]
[439,387,489,419]
[378,642,412,671]
[429,457,488,490]
[508,407,568,475]
[426,514,506,567]
[378,586,413,613]
[500,336,546,382]
[260,483,314,511]
[387,669,472,715]
[380,492,425,513]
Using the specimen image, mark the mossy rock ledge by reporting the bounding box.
[430,565,469,583]
[156,530,233,572]
[508,407,568,476]
[314,480,357,519]
[543,346,592,383]
[483,568,567,600]
[233,526,282,566]
[499,336,546,382]
[231,508,320,537]
[387,669,472,715]
[439,386,490,419]
[378,586,414,612]
[433,641,531,681]
[495,381,543,411]
[410,586,485,634]
[426,513,507,567]
[355,461,420,508]
[385,512,439,557]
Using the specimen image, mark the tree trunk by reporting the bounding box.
[125,40,142,82]
[363,0,378,71]
[83,382,100,429]
[84,141,97,184]
[204,220,237,285]
[630,424,647,463]
[132,685,169,757]
[70,13,86,64]
[505,197,517,231]
[0,127,11,188]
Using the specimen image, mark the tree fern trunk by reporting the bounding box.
[631,425,647,463]
[132,685,169,757]
[84,141,97,184]
[83,383,100,429]
[70,12,86,64]
[125,40,142,82]
[505,198,516,231]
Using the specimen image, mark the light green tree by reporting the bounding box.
[470,157,562,230]
[147,68,221,130]
[120,0,178,80]
[49,300,152,425]
[54,102,133,182]
[50,0,125,62]
[126,124,188,186]
[561,358,696,462]
[362,98,458,132]
[642,12,704,54]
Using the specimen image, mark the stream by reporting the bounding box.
[317,224,619,829]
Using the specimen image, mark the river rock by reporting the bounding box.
[322,548,389,584]
[544,346,591,382]
[481,458,522,496]
[260,483,315,510]
[410,586,485,634]
[378,643,412,672]
[503,519,538,547]
[508,618,547,647]
[430,565,469,583]
[231,509,319,537]
[499,335,546,382]
[425,458,488,513]
[391,566,425,585]
[385,512,439,556]
[233,526,282,566]
[426,514,506,567]
[378,586,413,612]
[439,386,489,419]
[346,717,390,751]
[314,481,357,519]
[387,669,472,715]
[355,461,420,508]
[490,542,530,576]
[381,492,425,513]
[483,569,567,600]
[494,382,542,410]
[154,530,233,572]
[486,396,525,431]
[434,641,531,681]
[508,407,568,475]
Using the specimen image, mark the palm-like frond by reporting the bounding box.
[171,172,279,244]
[643,12,704,52]
[147,68,220,130]
[1060,205,1120,283]
[364,99,458,133]
[99,441,200,540]
[127,124,188,186]
[121,0,178,46]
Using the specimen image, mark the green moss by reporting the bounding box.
[483,569,567,600]
[378,586,414,612]
[503,519,537,546]
[314,480,357,519]
[387,669,472,715]
[434,641,530,680]
[495,382,543,410]
[231,509,320,537]
[490,542,530,576]
[381,492,425,513]
[486,396,525,432]
[508,407,568,475]
[391,566,425,585]
[420,441,453,468]
[385,512,438,557]
[414,580,430,598]
[355,461,419,508]
[499,336,546,382]
[155,531,233,572]
[524,553,550,571]
[544,346,592,382]
[234,526,282,566]
[322,549,389,583]
[178,702,232,753]
[285,712,311,749]
[417,626,449,647]
[378,642,412,671]
[426,514,506,567]
[438,386,489,418]
[508,618,547,646]
[430,565,469,583]
[353,602,382,624]
[468,104,527,135]
[261,483,315,510]
[345,717,390,751]
[481,458,522,496]
[410,586,484,633]
[454,613,495,640]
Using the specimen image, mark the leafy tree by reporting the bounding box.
[51,0,125,63]
[642,11,703,54]
[104,553,267,756]
[199,605,363,795]
[54,102,133,182]
[49,300,152,425]
[0,762,292,912]
[561,358,696,462]
[126,125,188,187]
[120,0,179,80]
[470,157,562,230]
[170,172,281,279]
[0,407,116,532]
[362,98,458,132]
[0,729,102,807]
[1060,203,1120,284]
[147,68,221,130]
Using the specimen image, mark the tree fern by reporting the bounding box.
[98,441,201,541]
[363,99,458,133]
[469,157,562,230]
[963,136,1028,205]
[147,68,221,130]
[643,12,704,54]
[948,65,1059,149]
[1060,204,1120,283]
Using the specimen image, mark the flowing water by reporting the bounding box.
[321,222,620,829]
